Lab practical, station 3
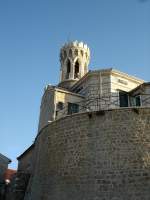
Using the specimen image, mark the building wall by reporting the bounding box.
[87,73,111,110]
[17,147,34,174]
[110,71,143,108]
[0,156,10,200]
[38,87,55,132]
[55,89,84,119]
[130,85,150,107]
[38,70,144,130]
[8,148,34,200]
[111,73,142,93]
[0,160,8,183]
[38,86,84,131]
[25,108,150,200]
[71,71,112,110]
[141,86,150,106]
[72,70,143,110]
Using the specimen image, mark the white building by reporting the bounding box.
[38,41,149,132]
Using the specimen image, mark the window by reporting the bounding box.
[57,102,64,110]
[85,52,88,58]
[130,95,141,107]
[66,59,71,79]
[130,96,136,106]
[55,111,58,117]
[67,60,71,73]
[69,49,72,57]
[135,96,141,106]
[119,91,129,107]
[68,103,79,114]
[74,60,79,78]
[64,50,67,59]
[74,49,78,56]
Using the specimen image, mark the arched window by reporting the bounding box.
[69,49,72,57]
[64,50,67,59]
[74,49,78,56]
[85,52,88,58]
[74,60,80,79]
[80,50,84,57]
[66,59,71,79]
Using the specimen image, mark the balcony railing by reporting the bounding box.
[55,93,150,120]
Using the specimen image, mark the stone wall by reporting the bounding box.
[26,108,150,200]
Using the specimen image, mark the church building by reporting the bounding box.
[38,41,147,132]
[8,41,150,200]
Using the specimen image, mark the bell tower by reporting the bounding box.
[58,41,90,89]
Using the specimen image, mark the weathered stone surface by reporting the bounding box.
[25,108,150,200]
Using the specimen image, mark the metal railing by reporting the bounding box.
[55,93,150,120]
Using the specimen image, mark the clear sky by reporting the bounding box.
[0,0,150,169]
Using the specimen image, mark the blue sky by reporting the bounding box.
[0,0,150,169]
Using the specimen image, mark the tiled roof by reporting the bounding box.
[4,169,17,181]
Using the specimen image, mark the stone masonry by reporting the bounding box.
[25,108,150,200]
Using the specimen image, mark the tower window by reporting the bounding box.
[74,49,78,56]
[69,49,72,57]
[74,60,80,79]
[66,59,71,79]
[64,50,67,59]
[85,52,88,58]
[81,50,84,56]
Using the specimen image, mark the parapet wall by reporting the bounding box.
[26,108,150,200]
